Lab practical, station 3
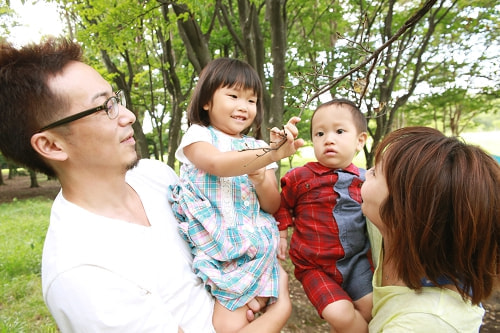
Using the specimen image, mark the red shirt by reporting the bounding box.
[274,162,367,271]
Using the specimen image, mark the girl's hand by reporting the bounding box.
[269,117,304,160]
[248,167,266,186]
[284,116,301,139]
[252,168,280,214]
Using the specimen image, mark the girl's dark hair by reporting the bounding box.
[310,98,367,139]
[376,126,500,305]
[0,38,83,177]
[186,58,264,139]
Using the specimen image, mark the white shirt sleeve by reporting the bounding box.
[175,124,212,164]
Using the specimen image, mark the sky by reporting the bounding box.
[9,0,64,46]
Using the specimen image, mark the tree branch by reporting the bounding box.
[302,0,438,109]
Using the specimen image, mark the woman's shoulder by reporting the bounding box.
[372,311,482,332]
[371,286,484,332]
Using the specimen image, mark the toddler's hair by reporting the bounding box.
[310,99,367,139]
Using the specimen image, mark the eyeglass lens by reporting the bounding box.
[117,91,126,108]
[107,91,126,119]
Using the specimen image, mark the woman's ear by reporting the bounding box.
[30,132,68,162]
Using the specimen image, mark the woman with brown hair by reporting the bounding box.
[361,126,499,332]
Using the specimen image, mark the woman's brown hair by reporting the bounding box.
[375,126,499,305]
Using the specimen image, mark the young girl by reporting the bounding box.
[168,58,303,332]
[361,126,500,331]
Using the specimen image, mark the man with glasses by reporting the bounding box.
[0,38,293,332]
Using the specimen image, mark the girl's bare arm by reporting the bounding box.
[248,168,281,214]
[183,117,303,177]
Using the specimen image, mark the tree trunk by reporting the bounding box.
[168,2,212,72]
[8,164,15,180]
[100,50,149,159]
[267,0,287,130]
[29,170,39,188]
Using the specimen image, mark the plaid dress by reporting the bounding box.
[168,125,280,311]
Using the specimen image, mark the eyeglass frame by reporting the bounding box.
[37,90,126,132]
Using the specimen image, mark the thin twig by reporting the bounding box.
[300,0,438,111]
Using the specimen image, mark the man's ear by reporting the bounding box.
[30,132,68,162]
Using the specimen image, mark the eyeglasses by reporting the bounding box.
[38,90,126,132]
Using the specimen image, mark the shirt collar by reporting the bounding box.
[304,161,360,176]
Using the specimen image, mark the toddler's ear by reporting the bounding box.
[357,132,368,151]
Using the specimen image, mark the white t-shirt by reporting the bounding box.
[41,159,215,332]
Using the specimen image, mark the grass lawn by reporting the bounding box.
[0,198,58,332]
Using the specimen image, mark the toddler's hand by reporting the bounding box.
[278,237,288,260]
